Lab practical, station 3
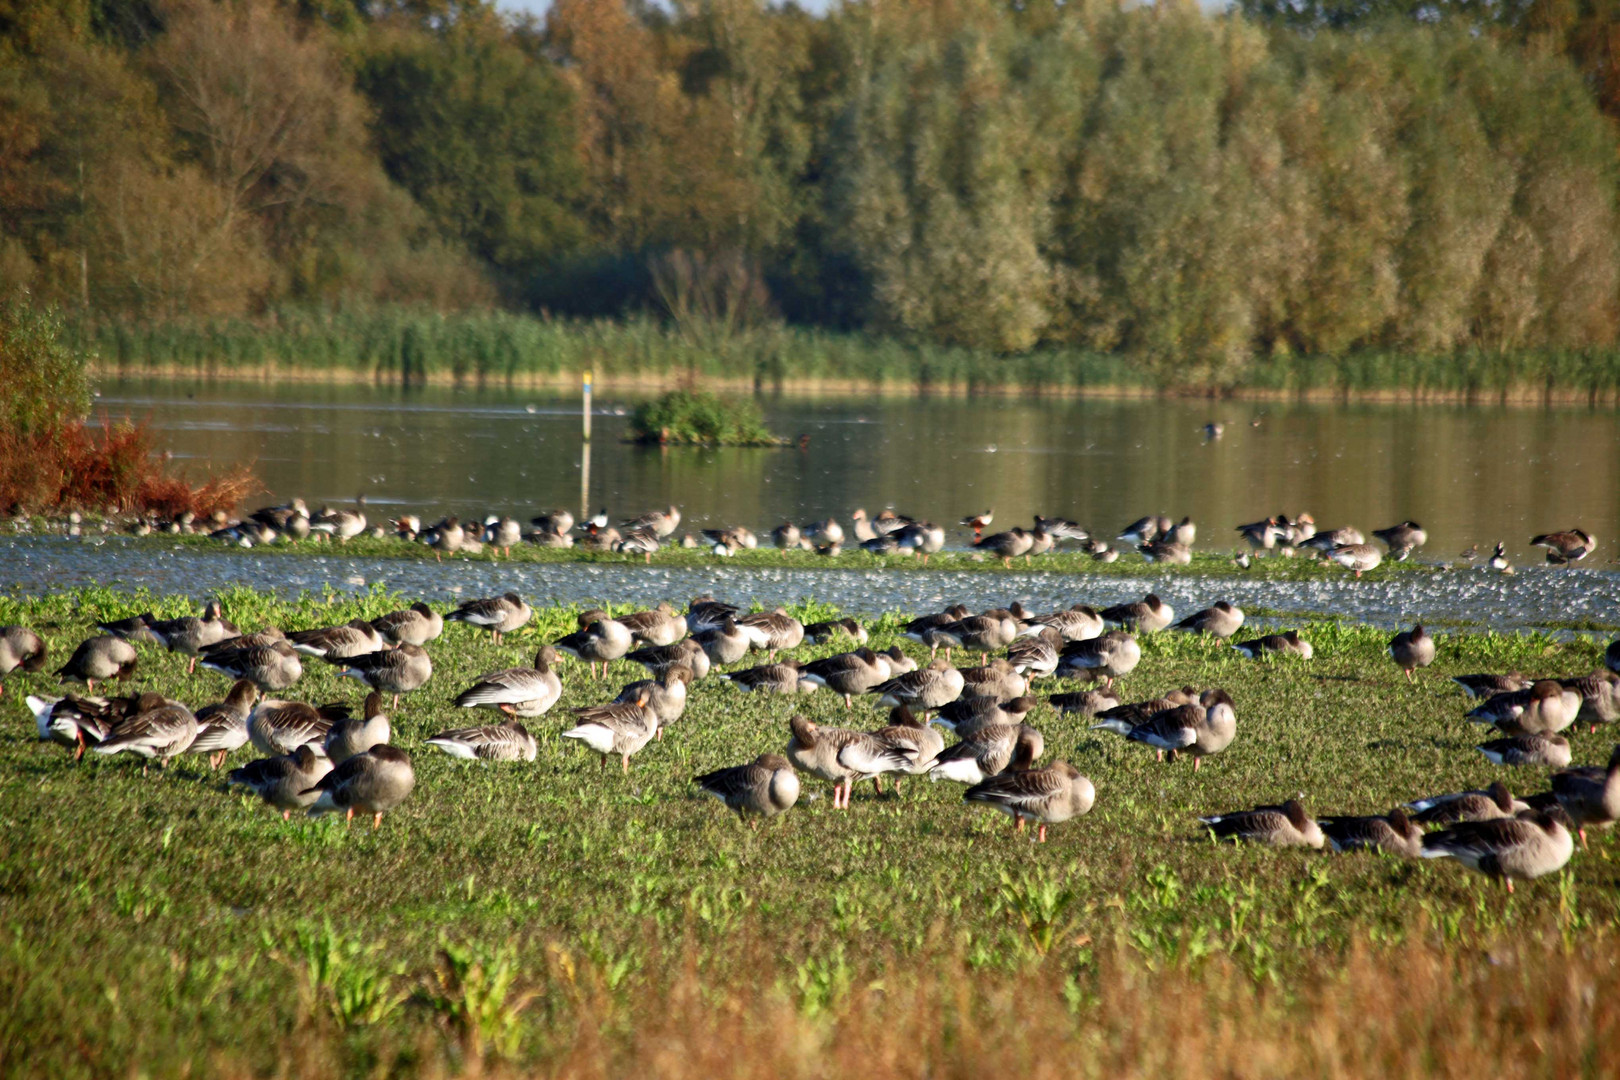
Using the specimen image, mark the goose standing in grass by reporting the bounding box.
[1198,800,1325,848]
[1466,680,1581,736]
[0,626,47,695]
[613,666,693,732]
[964,761,1094,842]
[928,723,1044,786]
[693,617,752,669]
[96,612,161,644]
[1092,689,1236,770]
[1478,733,1573,768]
[1006,626,1063,678]
[427,717,537,762]
[339,644,432,707]
[1100,594,1174,633]
[626,638,711,681]
[1421,807,1575,893]
[27,694,117,760]
[1530,528,1595,566]
[325,692,392,765]
[695,753,800,828]
[718,659,815,695]
[1327,543,1382,577]
[92,697,199,772]
[1389,625,1435,681]
[147,601,240,673]
[288,620,387,662]
[56,635,138,691]
[618,603,688,647]
[563,689,659,773]
[621,506,681,539]
[1547,744,1620,847]
[870,705,945,785]
[1453,673,1531,699]
[248,698,344,756]
[973,527,1034,567]
[200,640,303,691]
[873,657,966,715]
[1048,688,1121,717]
[1025,604,1104,643]
[303,745,415,828]
[1559,671,1620,732]
[228,745,333,820]
[1056,631,1141,688]
[1231,631,1314,660]
[1407,780,1527,825]
[554,611,635,680]
[1174,602,1245,639]
[736,609,805,661]
[801,648,892,707]
[959,658,1028,701]
[894,521,946,564]
[371,602,444,647]
[447,592,532,645]
[454,646,564,718]
[785,714,913,809]
[1316,809,1424,857]
[917,612,1020,663]
[933,695,1037,739]
[1373,521,1427,560]
[188,679,258,769]
[311,497,367,543]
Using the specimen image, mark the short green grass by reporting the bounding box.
[1,586,1615,1076]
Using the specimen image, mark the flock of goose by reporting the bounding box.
[4,573,1618,892]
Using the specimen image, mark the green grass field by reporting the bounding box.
[2,586,1616,1078]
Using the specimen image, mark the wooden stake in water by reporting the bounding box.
[582,370,593,443]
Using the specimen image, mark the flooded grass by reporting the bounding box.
[1,587,1616,1076]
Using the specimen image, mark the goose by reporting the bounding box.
[1373,521,1427,560]
[287,619,386,662]
[1548,744,1620,846]
[1100,594,1174,633]
[695,753,800,828]
[1300,526,1366,555]
[1034,516,1088,545]
[1316,809,1423,857]
[1466,680,1581,736]
[1117,516,1160,545]
[718,659,816,695]
[904,605,971,641]
[803,618,868,646]
[1025,604,1104,643]
[615,527,660,562]
[92,698,199,771]
[1236,517,1283,552]
[1559,671,1620,732]
[1006,627,1062,678]
[928,723,1043,786]
[188,679,258,768]
[894,521,946,564]
[95,613,162,645]
[56,635,138,691]
[249,497,309,534]
[1056,631,1140,688]
[426,716,537,762]
[693,617,752,669]
[447,592,532,645]
[200,640,303,691]
[1389,625,1436,681]
[530,528,574,549]
[1453,673,1531,699]
[933,695,1036,739]
[620,506,681,538]
[1092,689,1236,770]
[873,657,966,714]
[392,514,422,541]
[915,614,1020,663]
[1093,687,1201,726]
[964,761,1094,842]
[973,528,1034,567]
[736,609,805,660]
[1139,539,1192,565]
[371,602,444,646]
[957,658,1029,702]
[1173,602,1245,638]
[338,644,432,707]
[960,511,993,538]
[870,705,945,781]
[579,523,621,552]
[228,746,333,820]
[325,691,392,764]
[0,626,47,693]
[1421,807,1575,892]
[1477,733,1572,768]
[1231,631,1313,660]
[1088,540,1119,562]
[618,603,688,647]
[849,509,877,542]
[785,714,913,809]
[1169,516,1197,546]
[303,745,415,828]
[1048,688,1121,717]
[146,601,241,672]
[686,598,740,633]
[626,638,711,681]
[771,521,802,550]
[808,518,844,547]
[553,612,636,679]
[485,515,523,558]
[1026,527,1056,559]
[26,694,118,759]
[1198,800,1324,848]
[1407,780,1528,825]
[529,509,574,538]
[310,497,366,543]
[453,646,564,718]
[249,698,346,756]
[859,533,906,556]
[1530,528,1595,566]
[613,666,693,730]
[1327,543,1382,577]
[799,649,891,707]
[563,690,659,773]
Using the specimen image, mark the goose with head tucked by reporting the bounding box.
[371,602,444,647]
[200,640,302,692]
[1558,670,1620,733]
[800,649,892,708]
[1477,733,1573,769]
[563,690,659,773]
[1231,630,1314,661]
[1421,806,1575,893]
[228,745,333,820]
[804,618,867,646]
[618,602,687,647]
[1056,631,1140,688]
[1466,680,1581,736]
[454,646,563,719]
[325,691,391,765]
[0,625,47,694]
[1047,687,1121,717]
[933,695,1036,739]
[188,679,259,769]
[785,714,914,809]
[626,638,711,681]
[1548,744,1620,847]
[1024,604,1104,643]
[287,619,386,663]
[872,657,966,715]
[928,723,1043,787]
[693,617,753,669]
[1389,624,1436,682]
[249,698,346,757]
[427,716,537,762]
[1316,808,1423,857]
[56,635,139,692]
[736,609,805,661]
[695,753,800,828]
[870,705,945,783]
[1198,800,1324,848]
[1093,689,1236,770]
[1327,542,1382,577]
[959,657,1028,701]
[303,745,415,828]
[553,611,635,680]
[613,665,693,732]
[1006,626,1063,679]
[339,644,432,708]
[1174,602,1245,639]
[965,761,1095,843]
[1100,594,1174,633]
[447,592,532,646]
[1407,780,1528,825]
[718,659,816,695]
[92,696,199,772]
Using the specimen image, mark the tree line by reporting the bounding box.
[2,0,1619,377]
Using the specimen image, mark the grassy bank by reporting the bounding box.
[1,586,1618,1076]
[68,310,1620,402]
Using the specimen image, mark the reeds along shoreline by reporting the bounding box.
[72,312,1620,405]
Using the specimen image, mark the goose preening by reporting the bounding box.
[454,646,564,718]
[1100,594,1174,633]
[325,692,392,764]
[200,640,303,692]
[0,625,47,694]
[1327,543,1382,577]
[248,698,346,756]
[1056,631,1141,688]
[613,665,694,732]
[1389,625,1435,681]
[563,690,659,773]
[1316,809,1424,857]
[960,511,993,538]
[964,760,1094,842]
[1407,780,1528,825]
[426,717,538,762]
[189,679,259,769]
[339,644,432,707]
[785,715,914,809]
[1174,602,1245,638]
[1421,807,1575,892]
[870,705,945,786]
[717,659,816,695]
[800,648,893,707]
[1477,733,1573,769]
[1465,680,1581,736]
[91,696,199,772]
[228,745,333,820]
[287,620,387,662]
[1198,800,1325,848]
[618,603,688,647]
[928,723,1043,786]
[553,611,636,680]
[872,657,966,715]
[303,745,415,828]
[56,635,138,691]
[1530,528,1595,566]
[447,592,532,645]
[1091,689,1236,770]
[694,753,800,828]
[1231,631,1313,660]
[27,694,119,759]
[1547,744,1620,847]
[371,602,444,647]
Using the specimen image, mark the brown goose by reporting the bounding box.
[958,658,1028,702]
[92,697,199,771]
[613,665,693,731]
[620,505,681,538]
[1316,809,1423,857]
[695,753,800,828]
[147,601,241,672]
[426,716,537,762]
[1477,733,1572,768]
[928,723,1043,786]
[1093,689,1236,770]
[1327,543,1382,577]
[1094,686,1201,726]
[1548,744,1620,846]
[1231,631,1314,660]
[872,657,966,714]
[1373,521,1427,560]
[447,592,532,645]
[563,690,659,772]
[249,698,346,756]
[1006,626,1063,679]
[1407,780,1528,825]
[1466,680,1581,736]
[325,692,391,764]
[803,618,868,646]
[870,705,945,781]
[934,695,1037,739]
[1421,807,1575,892]
[454,646,564,718]
[771,521,802,550]
[1174,602,1245,639]
[1559,671,1620,733]
[626,638,711,681]
[1198,800,1324,848]
[303,745,415,828]
[1100,594,1175,633]
[1138,539,1192,565]
[718,659,815,695]
[1389,625,1436,682]
[26,693,120,760]
[964,761,1095,843]
[1453,672,1530,699]
[201,627,286,654]
[785,715,913,809]
[1530,528,1595,566]
[1025,604,1104,643]
[1056,631,1141,687]
[228,745,332,819]
[618,603,687,647]
[0,625,47,694]
[339,644,432,707]
[56,635,139,691]
[288,620,386,662]
[800,649,892,707]
[973,528,1034,568]
[1607,637,1620,676]
[736,609,805,660]
[370,602,444,647]
[200,640,302,692]
[1047,688,1121,717]
[188,679,259,768]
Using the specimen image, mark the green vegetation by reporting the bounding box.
[628,389,782,445]
[1,586,1617,1076]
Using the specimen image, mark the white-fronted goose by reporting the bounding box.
[1407,780,1528,825]
[303,745,415,828]
[973,528,1034,568]
[1549,744,1620,846]
[448,592,532,645]
[693,617,752,668]
[1056,631,1141,687]
[1048,688,1121,717]
[1421,807,1575,892]
[339,644,432,707]
[1478,733,1572,768]
[563,690,658,773]
[1531,528,1595,566]
[1100,594,1174,633]
[249,698,343,756]
[964,761,1094,842]
[686,598,740,633]
[615,527,660,562]
[1025,604,1104,643]
[1093,689,1236,769]
[785,714,913,809]
[371,602,444,646]
[958,658,1028,702]
[1300,526,1365,555]
[288,619,386,662]
[614,666,693,730]
[1316,809,1423,857]
[695,753,800,828]
[56,635,138,691]
[934,695,1036,739]
[1231,631,1313,660]
[1454,672,1531,699]
[928,723,1043,786]
[873,657,966,714]
[0,625,47,693]
[200,638,302,691]
[626,638,711,681]
[1088,540,1118,562]
[736,609,805,660]
[619,603,688,647]
[427,716,537,762]
[1199,800,1324,848]
[803,618,868,646]
[800,649,891,707]
[915,613,1020,662]
[92,698,199,770]
[620,506,681,538]
[325,691,391,764]
[1006,628,1061,679]
[960,511,993,538]
[189,679,258,768]
[228,745,333,820]
[1373,521,1427,560]
[1466,680,1581,736]
[1389,625,1435,681]
[1327,543,1382,577]
[454,646,563,718]
[1174,602,1245,638]
[718,660,815,695]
